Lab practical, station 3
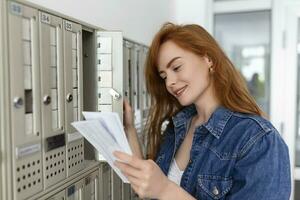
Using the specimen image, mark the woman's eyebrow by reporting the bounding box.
[158,57,181,74]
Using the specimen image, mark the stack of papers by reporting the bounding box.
[71,111,132,183]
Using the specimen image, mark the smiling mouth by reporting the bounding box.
[175,86,187,97]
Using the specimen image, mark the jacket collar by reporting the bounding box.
[172,104,233,139]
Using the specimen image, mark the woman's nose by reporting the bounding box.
[165,75,177,88]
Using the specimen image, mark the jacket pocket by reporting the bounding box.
[196,175,233,200]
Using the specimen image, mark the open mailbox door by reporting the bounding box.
[96,31,123,123]
[96,30,124,200]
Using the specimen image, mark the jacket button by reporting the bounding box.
[212,186,219,196]
[189,159,192,164]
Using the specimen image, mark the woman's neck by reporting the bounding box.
[193,88,220,126]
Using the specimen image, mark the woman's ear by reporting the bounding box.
[203,55,213,68]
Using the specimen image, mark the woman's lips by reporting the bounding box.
[175,86,187,97]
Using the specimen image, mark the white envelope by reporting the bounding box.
[71,111,133,183]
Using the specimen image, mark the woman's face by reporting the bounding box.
[157,40,214,106]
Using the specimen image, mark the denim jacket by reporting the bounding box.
[155,105,291,200]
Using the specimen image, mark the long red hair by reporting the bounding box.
[144,23,264,159]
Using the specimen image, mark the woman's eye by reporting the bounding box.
[173,65,181,71]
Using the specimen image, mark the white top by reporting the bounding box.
[167,117,191,185]
[167,159,184,186]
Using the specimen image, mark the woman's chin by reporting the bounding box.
[178,98,193,106]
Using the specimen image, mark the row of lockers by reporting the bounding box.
[45,162,145,200]
[44,166,99,200]
[45,163,138,200]
[0,0,150,200]
[3,2,86,199]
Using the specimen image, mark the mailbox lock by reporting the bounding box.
[13,97,23,108]
[43,95,51,105]
[66,93,73,102]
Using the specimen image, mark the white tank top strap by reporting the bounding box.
[167,116,193,185]
[167,159,184,186]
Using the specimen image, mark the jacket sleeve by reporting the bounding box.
[227,130,291,200]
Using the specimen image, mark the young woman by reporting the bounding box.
[113,23,291,200]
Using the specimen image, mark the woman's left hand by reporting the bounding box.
[113,151,171,199]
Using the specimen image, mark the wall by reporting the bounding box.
[26,0,177,45]
[173,0,209,29]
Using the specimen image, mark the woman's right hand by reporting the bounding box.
[123,99,135,132]
[123,99,143,159]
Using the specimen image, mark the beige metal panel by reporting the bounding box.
[99,163,112,200]
[66,178,85,200]
[123,41,132,105]
[111,171,122,200]
[63,20,85,177]
[46,189,66,200]
[137,46,148,155]
[63,21,88,178]
[66,135,84,177]
[14,153,43,198]
[0,1,14,199]
[122,183,131,200]
[63,20,82,134]
[133,44,142,110]
[139,47,148,116]
[39,11,67,189]
[141,47,150,119]
[8,1,41,151]
[0,1,4,199]
[84,170,99,200]
[139,46,149,153]
[24,161,100,200]
[138,46,145,114]
[132,44,143,134]
[7,2,43,199]
[44,146,66,188]
[129,44,137,113]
